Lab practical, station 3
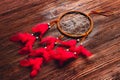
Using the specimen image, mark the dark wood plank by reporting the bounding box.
[0,0,120,80]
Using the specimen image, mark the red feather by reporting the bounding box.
[29,48,45,56]
[30,58,43,77]
[10,33,36,54]
[60,40,77,47]
[20,58,43,77]
[20,59,31,67]
[40,36,60,50]
[30,69,38,78]
[29,48,51,62]
[32,23,49,38]
[19,46,32,55]
[51,47,77,66]
[78,45,92,57]
[10,33,33,43]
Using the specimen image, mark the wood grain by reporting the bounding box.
[0,0,120,80]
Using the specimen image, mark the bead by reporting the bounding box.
[55,42,57,44]
[80,42,83,45]
[74,52,77,54]
[44,47,47,48]
[77,39,80,42]
[48,23,51,28]
[48,25,51,29]
[66,49,69,51]
[48,23,50,26]
[31,34,34,36]
[56,37,59,39]
[36,36,39,39]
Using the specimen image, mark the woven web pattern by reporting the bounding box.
[60,13,90,35]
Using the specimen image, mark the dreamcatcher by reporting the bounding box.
[10,10,112,77]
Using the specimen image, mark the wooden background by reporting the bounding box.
[0,0,120,80]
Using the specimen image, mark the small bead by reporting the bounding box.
[44,47,47,49]
[48,23,50,26]
[56,37,59,39]
[55,42,57,44]
[31,34,34,36]
[48,25,51,29]
[80,42,83,45]
[48,23,51,28]
[66,49,69,51]
[74,52,77,54]
[77,39,80,42]
[36,36,39,39]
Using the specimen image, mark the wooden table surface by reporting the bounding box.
[0,0,120,80]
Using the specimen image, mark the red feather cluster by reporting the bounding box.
[50,47,77,66]
[10,23,93,77]
[32,23,49,38]
[20,58,43,77]
[10,33,36,54]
